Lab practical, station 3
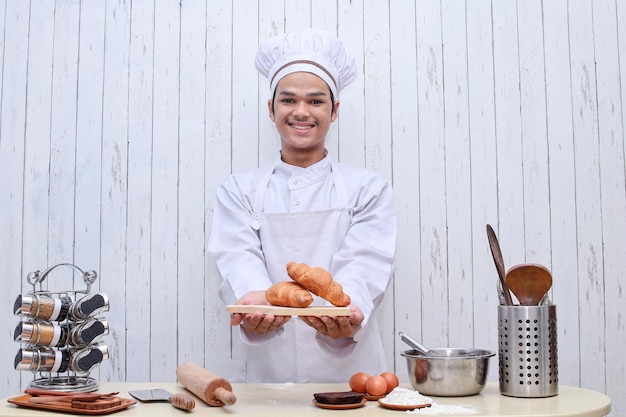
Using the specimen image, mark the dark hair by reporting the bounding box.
[271,86,336,115]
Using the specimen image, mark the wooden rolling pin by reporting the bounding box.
[176,362,236,407]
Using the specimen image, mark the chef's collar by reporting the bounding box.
[276,153,331,182]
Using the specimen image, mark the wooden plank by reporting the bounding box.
[205,0,235,378]
[125,0,154,382]
[73,0,107,382]
[363,0,394,371]
[337,0,364,167]
[441,0,473,348]
[466,2,500,381]
[22,0,55,280]
[492,0,524,268]
[231,0,259,172]
[99,0,131,383]
[226,305,350,316]
[517,0,551,265]
[48,0,80,269]
[178,0,209,367]
[568,0,606,393]
[415,0,448,350]
[150,0,180,382]
[389,1,420,380]
[592,0,626,411]
[74,0,105,279]
[543,0,581,387]
[0,0,30,397]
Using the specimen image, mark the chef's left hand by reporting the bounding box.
[300,304,364,339]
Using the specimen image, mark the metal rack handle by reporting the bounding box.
[26,263,98,292]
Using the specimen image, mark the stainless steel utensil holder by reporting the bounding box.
[497,304,558,398]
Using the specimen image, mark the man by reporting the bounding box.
[208,29,397,382]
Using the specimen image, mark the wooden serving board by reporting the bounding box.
[226,305,350,316]
[7,395,136,415]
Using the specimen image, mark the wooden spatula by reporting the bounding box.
[505,263,552,306]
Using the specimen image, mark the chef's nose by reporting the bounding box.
[292,101,310,117]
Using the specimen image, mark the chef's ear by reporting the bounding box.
[331,100,340,122]
[268,99,276,122]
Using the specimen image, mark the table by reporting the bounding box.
[1,381,611,416]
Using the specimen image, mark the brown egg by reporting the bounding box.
[365,375,388,396]
[380,372,399,393]
[349,372,370,393]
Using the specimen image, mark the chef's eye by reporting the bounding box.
[281,98,294,104]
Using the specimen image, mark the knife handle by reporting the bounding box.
[169,393,195,411]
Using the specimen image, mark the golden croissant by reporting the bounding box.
[266,281,313,307]
[286,262,351,307]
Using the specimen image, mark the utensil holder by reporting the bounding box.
[497,304,558,398]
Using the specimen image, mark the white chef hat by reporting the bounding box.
[255,29,357,98]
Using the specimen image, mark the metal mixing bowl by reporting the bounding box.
[402,348,495,396]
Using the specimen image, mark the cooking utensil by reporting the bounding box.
[402,348,495,396]
[128,389,195,411]
[176,362,237,406]
[399,332,429,355]
[399,332,455,357]
[505,263,552,306]
[486,224,514,305]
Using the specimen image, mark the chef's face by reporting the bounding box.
[269,72,339,162]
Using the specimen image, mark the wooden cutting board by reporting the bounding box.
[226,305,350,316]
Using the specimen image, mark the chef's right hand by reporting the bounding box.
[230,291,291,334]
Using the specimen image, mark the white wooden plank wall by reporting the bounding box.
[1,1,624,415]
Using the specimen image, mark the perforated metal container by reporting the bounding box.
[498,304,558,398]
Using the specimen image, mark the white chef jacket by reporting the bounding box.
[208,152,397,382]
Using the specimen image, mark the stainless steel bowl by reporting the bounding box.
[402,348,495,397]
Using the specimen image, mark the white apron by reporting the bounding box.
[231,160,386,383]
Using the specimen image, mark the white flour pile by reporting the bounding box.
[379,387,433,405]
[380,387,478,415]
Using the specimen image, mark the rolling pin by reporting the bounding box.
[176,362,236,407]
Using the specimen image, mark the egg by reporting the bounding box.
[365,375,388,396]
[349,372,370,393]
[380,371,399,393]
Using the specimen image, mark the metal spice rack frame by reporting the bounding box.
[14,263,108,393]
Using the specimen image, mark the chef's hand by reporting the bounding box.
[300,304,364,339]
[230,291,291,334]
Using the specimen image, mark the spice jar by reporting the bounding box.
[69,318,109,346]
[69,344,109,373]
[14,347,70,373]
[13,321,69,348]
[69,293,109,320]
[13,294,71,321]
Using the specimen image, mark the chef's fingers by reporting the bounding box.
[230,313,244,326]
[336,316,354,336]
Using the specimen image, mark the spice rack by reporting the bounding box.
[12,263,110,393]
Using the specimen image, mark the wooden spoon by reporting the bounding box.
[486,224,514,305]
[505,263,552,306]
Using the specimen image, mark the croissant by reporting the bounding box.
[266,281,314,307]
[286,262,351,307]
